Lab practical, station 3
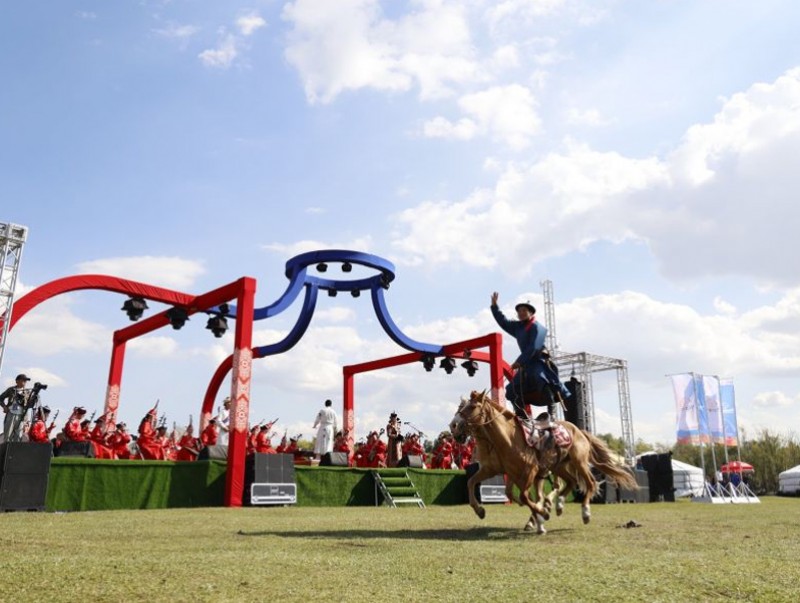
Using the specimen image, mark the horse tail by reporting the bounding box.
[584,431,638,490]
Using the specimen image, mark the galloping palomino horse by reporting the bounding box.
[450,390,637,534]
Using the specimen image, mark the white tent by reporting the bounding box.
[778,465,800,494]
[638,452,705,498]
[671,459,705,498]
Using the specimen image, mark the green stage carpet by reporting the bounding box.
[45,460,469,511]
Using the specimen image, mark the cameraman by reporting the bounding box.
[0,374,33,443]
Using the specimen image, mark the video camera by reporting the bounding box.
[33,382,48,393]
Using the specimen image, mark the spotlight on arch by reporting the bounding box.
[380,271,391,290]
[351,289,361,298]
[205,304,229,338]
[421,353,436,372]
[328,288,337,297]
[166,307,189,330]
[440,357,457,374]
[342,262,353,273]
[316,262,328,273]
[121,296,148,321]
[462,360,479,377]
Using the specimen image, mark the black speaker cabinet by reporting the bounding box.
[55,440,95,458]
[0,442,52,511]
[397,454,423,468]
[198,445,228,461]
[564,377,586,430]
[320,452,349,467]
[253,453,295,484]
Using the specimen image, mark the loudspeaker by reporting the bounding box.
[320,452,349,467]
[0,443,52,512]
[397,454,423,468]
[198,445,228,461]
[252,453,295,484]
[1,442,52,473]
[564,377,586,430]
[465,463,507,503]
[55,441,95,458]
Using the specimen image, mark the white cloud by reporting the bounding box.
[13,367,68,388]
[261,236,373,257]
[8,299,109,356]
[76,256,206,290]
[154,23,200,40]
[565,107,610,127]
[237,13,266,36]
[282,0,482,103]
[314,307,356,323]
[75,11,97,20]
[395,67,800,286]
[423,84,540,149]
[198,33,238,69]
[304,207,326,214]
[490,44,520,70]
[128,335,180,358]
[751,391,797,409]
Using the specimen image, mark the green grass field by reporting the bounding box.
[2,497,798,603]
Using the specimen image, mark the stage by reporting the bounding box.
[44,459,470,512]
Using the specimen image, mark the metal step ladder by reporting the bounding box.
[372,469,425,508]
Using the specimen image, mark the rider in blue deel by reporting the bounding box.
[490,292,569,425]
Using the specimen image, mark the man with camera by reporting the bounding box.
[1,374,39,443]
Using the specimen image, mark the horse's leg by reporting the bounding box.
[575,463,596,525]
[466,464,498,520]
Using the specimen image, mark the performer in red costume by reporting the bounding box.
[111,423,132,459]
[370,432,387,468]
[176,424,200,461]
[63,407,87,442]
[200,418,219,447]
[28,406,56,443]
[89,416,115,459]
[255,425,277,454]
[137,408,163,460]
[247,425,259,455]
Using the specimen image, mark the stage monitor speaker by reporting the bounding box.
[54,440,94,458]
[397,454,423,468]
[320,452,349,467]
[253,453,295,484]
[465,463,507,503]
[198,445,228,461]
[1,442,52,474]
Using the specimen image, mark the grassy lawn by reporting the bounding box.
[1,497,798,602]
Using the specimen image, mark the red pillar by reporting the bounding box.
[343,371,355,454]
[225,277,256,507]
[489,332,505,405]
[104,339,127,425]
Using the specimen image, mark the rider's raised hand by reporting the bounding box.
[491,291,499,306]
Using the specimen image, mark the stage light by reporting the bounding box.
[380,271,391,290]
[462,359,479,377]
[342,262,353,273]
[205,314,228,338]
[317,262,328,273]
[440,357,457,374]
[121,297,148,321]
[166,307,189,330]
[421,353,436,372]
[351,289,361,298]
[328,288,338,297]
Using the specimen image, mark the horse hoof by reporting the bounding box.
[536,526,547,536]
[524,522,534,532]
[582,513,591,525]
[477,507,486,520]
[540,509,550,521]
[556,497,565,516]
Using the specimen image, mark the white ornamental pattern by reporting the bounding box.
[231,347,252,431]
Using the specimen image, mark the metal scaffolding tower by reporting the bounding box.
[0,222,28,380]
[541,280,636,465]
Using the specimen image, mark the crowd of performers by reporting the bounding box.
[17,397,474,468]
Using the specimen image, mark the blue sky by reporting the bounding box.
[3,0,800,447]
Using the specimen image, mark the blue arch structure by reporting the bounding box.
[223,250,443,356]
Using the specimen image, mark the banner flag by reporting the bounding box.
[702,375,725,444]
[671,373,709,444]
[718,377,739,446]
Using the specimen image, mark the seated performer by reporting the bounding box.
[28,406,56,444]
[176,424,200,462]
[111,423,132,459]
[137,408,163,460]
[200,418,219,447]
[255,424,277,454]
[90,416,115,459]
[63,407,88,442]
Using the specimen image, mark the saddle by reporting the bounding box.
[517,413,572,451]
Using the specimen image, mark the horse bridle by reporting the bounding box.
[458,396,503,428]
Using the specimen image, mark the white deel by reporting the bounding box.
[312,406,338,456]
